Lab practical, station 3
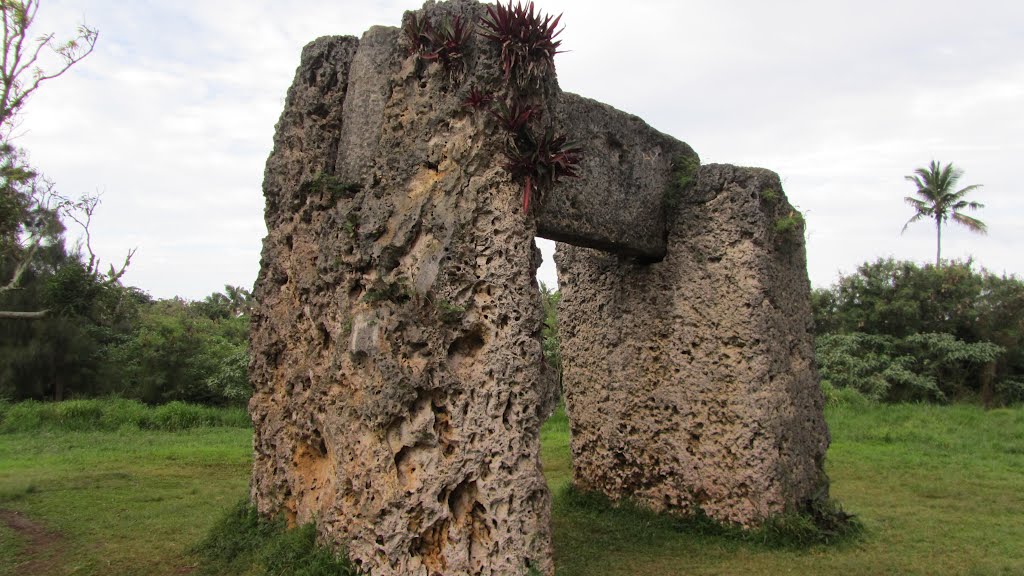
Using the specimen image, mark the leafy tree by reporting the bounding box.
[815,332,938,402]
[813,258,982,339]
[813,258,1024,405]
[99,291,251,406]
[223,284,253,317]
[193,285,253,320]
[104,298,246,405]
[539,282,560,374]
[816,331,1002,403]
[0,0,120,320]
[902,160,986,267]
[0,245,144,400]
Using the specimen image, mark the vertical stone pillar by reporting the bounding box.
[556,164,829,526]
[249,3,557,574]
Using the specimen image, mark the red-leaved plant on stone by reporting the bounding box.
[403,13,434,55]
[478,0,564,88]
[489,99,539,133]
[462,85,494,109]
[503,126,582,214]
[403,13,471,76]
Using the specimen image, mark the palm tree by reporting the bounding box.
[223,284,253,317]
[902,160,986,267]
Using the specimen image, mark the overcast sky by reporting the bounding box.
[18,0,1024,299]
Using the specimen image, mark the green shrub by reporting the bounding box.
[194,500,358,576]
[815,332,937,401]
[97,397,151,429]
[144,401,250,431]
[773,211,805,236]
[996,379,1024,405]
[821,381,872,409]
[54,399,106,430]
[0,399,249,433]
[815,331,1002,403]
[812,258,1024,405]
[0,399,46,432]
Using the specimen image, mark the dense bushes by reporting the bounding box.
[813,259,1024,405]
[0,276,252,406]
[0,398,250,432]
[103,299,250,405]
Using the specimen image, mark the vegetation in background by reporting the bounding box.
[902,160,986,267]
[0,398,249,433]
[813,258,1024,405]
[540,282,561,375]
[1,285,253,405]
[1,0,118,322]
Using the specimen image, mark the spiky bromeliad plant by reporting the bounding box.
[462,85,494,109]
[504,125,582,214]
[403,12,433,55]
[403,13,472,76]
[489,98,539,133]
[479,0,564,88]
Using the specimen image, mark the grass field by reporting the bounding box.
[1,400,1023,575]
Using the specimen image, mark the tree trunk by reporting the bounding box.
[55,373,64,402]
[935,217,942,267]
[980,361,996,409]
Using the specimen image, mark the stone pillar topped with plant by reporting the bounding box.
[250,1,574,574]
[250,0,827,574]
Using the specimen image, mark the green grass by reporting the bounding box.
[0,523,23,568]
[547,403,1024,575]
[2,400,1023,575]
[0,425,251,575]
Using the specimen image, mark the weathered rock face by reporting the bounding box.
[249,2,559,574]
[555,164,830,526]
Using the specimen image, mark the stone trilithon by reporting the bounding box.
[248,1,830,574]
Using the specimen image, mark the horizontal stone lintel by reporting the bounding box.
[538,92,699,261]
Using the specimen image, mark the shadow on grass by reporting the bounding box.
[552,485,863,569]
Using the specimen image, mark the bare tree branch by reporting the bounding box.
[61,193,137,284]
[0,0,98,137]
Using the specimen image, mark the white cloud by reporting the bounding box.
[13,0,1024,298]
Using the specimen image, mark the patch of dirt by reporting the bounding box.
[0,509,65,576]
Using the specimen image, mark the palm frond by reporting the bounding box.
[904,196,931,211]
[949,184,982,201]
[951,212,988,234]
[951,199,985,211]
[901,211,929,234]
